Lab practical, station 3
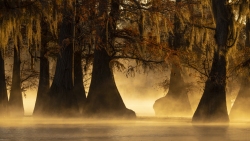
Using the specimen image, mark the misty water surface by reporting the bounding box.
[0,117,250,141]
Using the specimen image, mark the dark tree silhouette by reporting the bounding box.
[0,49,8,117]
[44,1,79,116]
[192,0,231,123]
[33,19,50,116]
[9,40,24,117]
[73,50,87,114]
[84,0,136,118]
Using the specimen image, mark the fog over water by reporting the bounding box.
[20,70,169,116]
[2,71,250,140]
[6,49,204,117]
[21,66,204,116]
[5,58,248,140]
[0,117,250,141]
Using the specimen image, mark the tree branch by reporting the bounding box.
[184,61,208,77]
[113,56,164,64]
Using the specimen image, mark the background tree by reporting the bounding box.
[153,0,192,117]
[0,0,60,117]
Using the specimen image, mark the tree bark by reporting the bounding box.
[33,46,49,116]
[85,48,135,118]
[192,0,230,123]
[33,20,50,116]
[45,1,79,117]
[47,42,78,116]
[193,51,229,122]
[0,50,8,117]
[245,18,250,47]
[73,50,86,114]
[84,0,135,118]
[173,0,185,50]
[9,43,24,117]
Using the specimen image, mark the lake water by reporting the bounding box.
[0,117,250,141]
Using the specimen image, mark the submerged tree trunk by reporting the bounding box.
[33,19,50,116]
[73,50,86,114]
[230,77,250,120]
[192,0,230,123]
[85,48,135,118]
[45,1,78,117]
[0,50,8,117]
[153,0,192,117]
[84,0,135,118]
[9,44,24,117]
[154,65,192,117]
[33,47,49,116]
[230,18,250,120]
[192,51,228,122]
[47,41,78,116]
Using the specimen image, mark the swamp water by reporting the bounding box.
[0,117,250,141]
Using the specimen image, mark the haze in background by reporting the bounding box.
[20,71,166,116]
[5,48,209,117]
[114,71,167,116]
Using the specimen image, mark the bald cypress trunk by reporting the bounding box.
[154,65,192,117]
[245,18,250,48]
[193,51,228,122]
[229,18,250,120]
[84,0,135,118]
[73,51,86,114]
[47,41,78,116]
[33,47,49,116]
[192,0,230,123]
[0,50,8,117]
[153,0,192,117]
[45,1,78,117]
[33,20,50,117]
[85,48,135,118]
[230,77,250,120]
[9,44,24,117]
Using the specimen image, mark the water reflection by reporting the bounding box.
[227,123,250,141]
[193,125,229,141]
[0,117,250,141]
